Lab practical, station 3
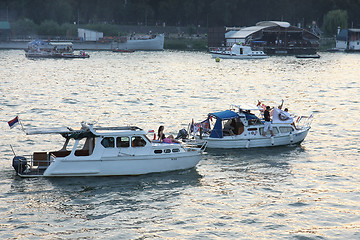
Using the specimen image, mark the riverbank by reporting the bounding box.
[0,36,334,52]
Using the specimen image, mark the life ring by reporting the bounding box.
[278,112,289,121]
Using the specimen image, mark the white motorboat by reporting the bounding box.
[209,43,268,59]
[11,122,206,177]
[188,103,312,149]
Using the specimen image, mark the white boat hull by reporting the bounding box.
[211,53,268,59]
[196,127,309,149]
[39,152,202,177]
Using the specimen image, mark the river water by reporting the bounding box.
[0,50,359,239]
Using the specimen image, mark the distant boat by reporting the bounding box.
[334,28,360,52]
[209,43,268,59]
[295,54,320,59]
[25,40,90,59]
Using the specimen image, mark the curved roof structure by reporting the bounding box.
[226,26,268,39]
[225,21,319,41]
[256,21,291,28]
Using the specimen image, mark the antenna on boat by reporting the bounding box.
[10,145,16,157]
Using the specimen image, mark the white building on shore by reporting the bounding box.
[78,28,103,41]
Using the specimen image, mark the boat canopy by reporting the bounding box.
[25,127,96,139]
[209,110,239,120]
[209,110,239,138]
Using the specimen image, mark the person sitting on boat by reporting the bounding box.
[263,106,274,137]
[223,119,235,136]
[284,108,299,130]
[157,126,180,143]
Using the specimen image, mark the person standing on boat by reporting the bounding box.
[263,106,274,137]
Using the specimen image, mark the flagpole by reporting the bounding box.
[10,145,16,156]
[19,118,25,132]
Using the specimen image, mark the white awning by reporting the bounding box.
[231,103,262,111]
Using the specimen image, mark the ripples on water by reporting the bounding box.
[0,50,359,239]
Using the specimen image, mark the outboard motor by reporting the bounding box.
[175,128,188,140]
[12,156,27,174]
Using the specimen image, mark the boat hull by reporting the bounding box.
[211,53,268,59]
[17,152,202,177]
[196,128,309,149]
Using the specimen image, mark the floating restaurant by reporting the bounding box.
[208,21,320,55]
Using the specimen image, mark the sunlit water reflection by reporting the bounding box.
[0,50,359,239]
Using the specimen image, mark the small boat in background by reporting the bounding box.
[25,40,90,59]
[209,43,268,59]
[295,54,320,59]
[11,122,206,177]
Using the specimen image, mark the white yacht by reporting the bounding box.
[12,122,206,177]
[209,43,268,59]
[188,103,312,149]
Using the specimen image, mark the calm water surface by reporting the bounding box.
[0,50,359,239]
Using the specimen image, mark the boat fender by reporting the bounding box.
[12,156,27,174]
[246,139,250,148]
[290,132,294,142]
[271,136,274,145]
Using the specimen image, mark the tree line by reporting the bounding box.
[1,0,358,36]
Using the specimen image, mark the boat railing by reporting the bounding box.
[209,47,231,52]
[296,114,314,128]
[15,154,50,176]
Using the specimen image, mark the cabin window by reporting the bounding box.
[259,127,279,135]
[117,137,130,148]
[279,126,294,133]
[101,137,115,148]
[172,148,180,153]
[154,150,162,154]
[164,149,171,153]
[131,136,147,147]
[74,138,93,156]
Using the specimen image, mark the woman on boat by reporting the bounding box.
[158,126,180,143]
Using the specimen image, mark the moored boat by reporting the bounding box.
[25,40,90,58]
[187,103,312,149]
[209,43,268,59]
[11,122,206,177]
[295,54,320,58]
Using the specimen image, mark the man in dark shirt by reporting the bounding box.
[263,106,274,136]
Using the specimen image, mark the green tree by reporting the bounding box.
[11,18,38,36]
[323,9,348,36]
[38,20,61,36]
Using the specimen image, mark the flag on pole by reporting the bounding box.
[8,116,19,129]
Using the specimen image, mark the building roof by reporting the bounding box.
[226,26,268,39]
[256,21,291,28]
[225,21,319,40]
[348,28,360,33]
[0,21,11,30]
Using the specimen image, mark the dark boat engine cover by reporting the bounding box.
[12,156,27,174]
